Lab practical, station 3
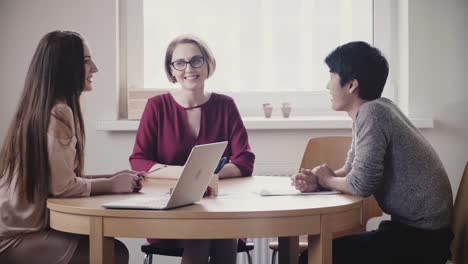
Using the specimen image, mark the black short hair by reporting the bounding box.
[324,41,389,101]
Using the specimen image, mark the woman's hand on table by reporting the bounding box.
[109,171,143,193]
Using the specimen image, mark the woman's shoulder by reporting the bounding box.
[147,92,171,104]
[210,93,236,106]
[51,102,73,116]
[145,92,177,110]
[49,103,75,139]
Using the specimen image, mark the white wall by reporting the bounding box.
[1,0,467,263]
[407,0,468,197]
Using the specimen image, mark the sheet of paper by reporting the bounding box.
[257,188,340,196]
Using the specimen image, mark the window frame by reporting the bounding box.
[119,0,399,120]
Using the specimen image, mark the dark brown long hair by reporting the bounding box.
[0,30,86,203]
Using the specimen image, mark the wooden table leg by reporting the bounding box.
[90,216,115,264]
[308,215,332,264]
[278,236,299,264]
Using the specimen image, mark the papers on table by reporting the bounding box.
[258,187,340,196]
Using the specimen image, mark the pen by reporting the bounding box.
[138,165,168,178]
[214,157,228,174]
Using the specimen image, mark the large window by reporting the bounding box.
[122,0,396,118]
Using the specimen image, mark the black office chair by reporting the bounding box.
[141,239,254,264]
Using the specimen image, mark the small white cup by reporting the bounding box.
[281,102,292,118]
[263,103,273,118]
[208,173,219,196]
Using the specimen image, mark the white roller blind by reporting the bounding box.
[141,0,373,92]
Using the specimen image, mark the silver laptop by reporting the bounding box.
[102,141,227,210]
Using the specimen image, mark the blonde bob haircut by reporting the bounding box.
[164,35,216,83]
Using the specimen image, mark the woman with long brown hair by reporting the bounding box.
[0,30,141,264]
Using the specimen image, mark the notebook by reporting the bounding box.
[101,141,228,210]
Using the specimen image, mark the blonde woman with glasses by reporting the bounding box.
[130,35,255,264]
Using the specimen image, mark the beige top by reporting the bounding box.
[0,103,91,252]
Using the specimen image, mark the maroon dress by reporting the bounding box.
[130,92,255,176]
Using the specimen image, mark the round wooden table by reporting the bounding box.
[47,176,363,264]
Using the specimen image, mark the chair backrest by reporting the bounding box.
[452,161,468,264]
[300,136,382,227]
[299,136,352,171]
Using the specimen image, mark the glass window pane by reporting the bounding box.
[142,0,373,92]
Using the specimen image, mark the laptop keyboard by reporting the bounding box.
[143,197,170,208]
[102,195,171,209]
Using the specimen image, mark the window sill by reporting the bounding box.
[95,116,434,131]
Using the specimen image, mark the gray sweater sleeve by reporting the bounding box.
[346,103,391,197]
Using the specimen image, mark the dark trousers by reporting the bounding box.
[299,220,453,264]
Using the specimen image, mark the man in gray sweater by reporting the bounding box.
[292,41,453,264]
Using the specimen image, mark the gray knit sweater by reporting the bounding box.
[345,98,452,230]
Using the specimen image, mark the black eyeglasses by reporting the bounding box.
[171,56,205,71]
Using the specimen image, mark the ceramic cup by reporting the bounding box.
[263,103,273,118]
[281,102,292,118]
[208,173,219,196]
